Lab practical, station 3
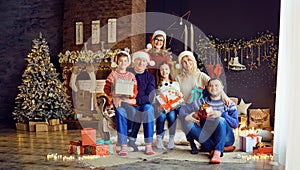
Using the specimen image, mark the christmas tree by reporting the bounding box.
[13,33,73,123]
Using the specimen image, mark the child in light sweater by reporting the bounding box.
[155,62,183,150]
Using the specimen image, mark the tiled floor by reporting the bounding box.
[0,123,284,170]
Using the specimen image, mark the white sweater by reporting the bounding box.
[175,71,210,103]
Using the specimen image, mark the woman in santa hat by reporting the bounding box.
[146,30,173,76]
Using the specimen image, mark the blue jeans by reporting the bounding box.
[115,102,136,145]
[179,115,235,153]
[155,108,178,136]
[129,104,155,143]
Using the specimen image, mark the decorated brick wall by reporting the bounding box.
[63,0,146,52]
[0,0,279,127]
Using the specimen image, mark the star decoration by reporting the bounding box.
[237,98,252,117]
[262,55,271,61]
[248,61,257,70]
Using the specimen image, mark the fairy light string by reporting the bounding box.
[195,31,278,72]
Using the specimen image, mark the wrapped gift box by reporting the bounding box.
[156,88,184,113]
[253,146,273,155]
[29,121,38,132]
[239,135,262,153]
[83,145,96,155]
[81,128,96,146]
[68,140,82,154]
[48,125,59,131]
[16,123,28,131]
[35,122,48,132]
[114,79,134,96]
[96,144,116,156]
[48,124,68,131]
[74,145,84,155]
[49,119,60,125]
[62,124,68,130]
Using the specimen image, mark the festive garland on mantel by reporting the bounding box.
[195,31,278,72]
[58,48,128,92]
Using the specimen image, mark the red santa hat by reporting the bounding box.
[147,30,167,49]
[132,51,155,66]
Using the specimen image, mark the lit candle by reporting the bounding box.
[190,24,194,52]
[184,24,188,50]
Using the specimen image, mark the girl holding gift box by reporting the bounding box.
[146,30,173,76]
[154,62,184,150]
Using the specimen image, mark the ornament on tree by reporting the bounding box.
[12,33,73,123]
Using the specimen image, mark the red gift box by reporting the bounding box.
[253,146,273,155]
[193,103,210,120]
[81,128,96,146]
[68,140,82,154]
[75,145,84,155]
[96,144,116,156]
[83,145,96,155]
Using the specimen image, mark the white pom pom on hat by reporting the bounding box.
[111,50,131,68]
[146,43,152,49]
[175,50,196,69]
[132,51,155,66]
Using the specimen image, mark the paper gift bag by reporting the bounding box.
[248,108,271,129]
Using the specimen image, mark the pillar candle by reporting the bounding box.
[184,24,188,50]
[190,24,194,52]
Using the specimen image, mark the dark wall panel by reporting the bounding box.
[0,0,64,125]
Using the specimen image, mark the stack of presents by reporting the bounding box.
[16,119,67,132]
[239,128,273,155]
[68,128,116,156]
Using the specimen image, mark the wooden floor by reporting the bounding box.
[0,123,284,170]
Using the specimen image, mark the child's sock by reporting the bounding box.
[156,135,165,149]
[118,145,128,156]
[128,138,139,152]
[167,135,175,149]
[145,143,155,155]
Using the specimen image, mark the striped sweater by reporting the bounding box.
[180,96,239,128]
[104,71,138,99]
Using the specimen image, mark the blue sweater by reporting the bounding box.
[129,68,156,105]
[180,96,239,129]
